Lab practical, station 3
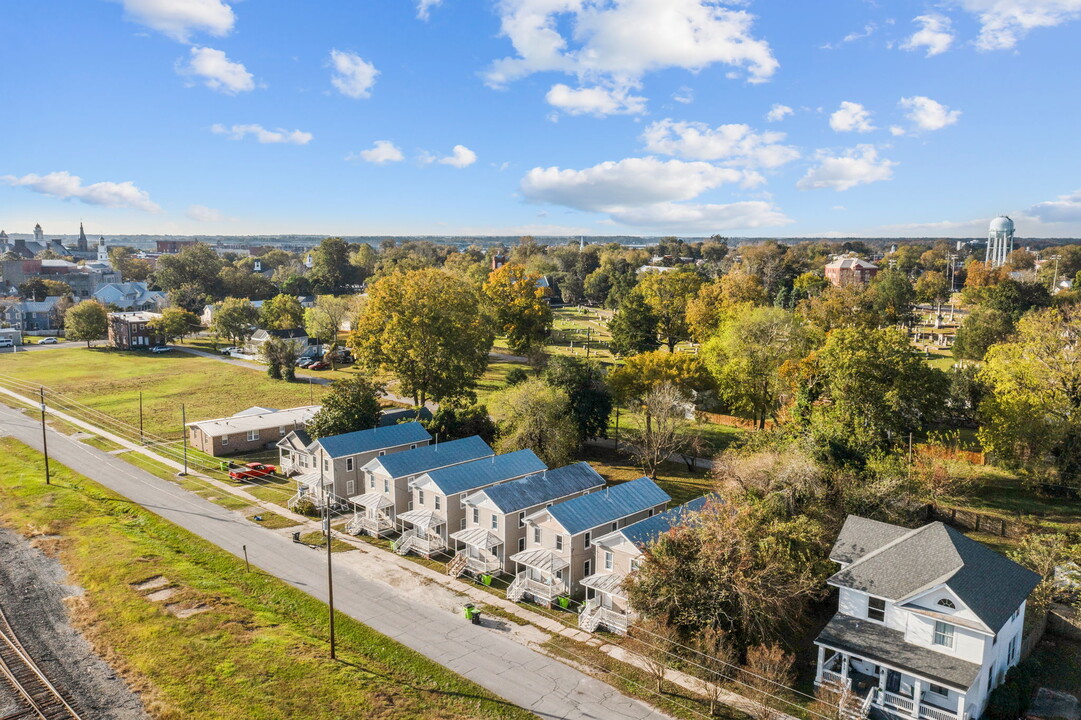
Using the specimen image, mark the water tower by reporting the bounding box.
[987,215,1015,268]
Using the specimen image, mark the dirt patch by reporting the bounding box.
[0,524,149,719]
[165,603,210,619]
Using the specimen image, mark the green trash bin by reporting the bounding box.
[557,596,570,609]
[481,574,493,586]
[463,603,475,620]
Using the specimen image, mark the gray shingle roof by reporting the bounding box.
[417,450,547,496]
[369,435,493,478]
[816,613,980,691]
[829,518,1041,632]
[315,421,431,458]
[470,462,605,513]
[541,477,670,536]
[830,515,913,565]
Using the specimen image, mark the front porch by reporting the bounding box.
[579,572,630,634]
[816,648,966,720]
[345,493,396,537]
[287,472,336,511]
[395,510,446,557]
[447,528,503,578]
[507,549,569,605]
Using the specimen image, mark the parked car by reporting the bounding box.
[228,462,277,481]
[39,337,58,344]
[150,345,172,353]
[307,360,330,370]
[220,346,238,355]
[296,356,318,367]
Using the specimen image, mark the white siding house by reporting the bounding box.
[815,516,1040,720]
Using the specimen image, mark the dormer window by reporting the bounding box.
[933,621,955,649]
[867,597,886,622]
[937,598,956,610]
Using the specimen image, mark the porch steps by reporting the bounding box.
[447,552,467,578]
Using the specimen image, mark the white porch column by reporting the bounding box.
[841,654,850,680]
[956,693,966,720]
[911,679,924,719]
[816,647,825,682]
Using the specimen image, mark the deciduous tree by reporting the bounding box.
[211,297,259,346]
[147,307,200,343]
[482,263,553,356]
[488,378,577,467]
[64,300,108,347]
[544,356,613,441]
[260,294,305,330]
[608,290,660,357]
[306,376,383,439]
[637,268,703,351]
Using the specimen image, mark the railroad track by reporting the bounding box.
[0,605,82,720]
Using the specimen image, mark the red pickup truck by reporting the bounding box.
[229,462,277,480]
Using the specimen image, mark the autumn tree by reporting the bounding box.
[211,297,259,345]
[624,383,694,478]
[702,307,820,429]
[349,268,494,406]
[304,295,351,345]
[608,289,660,356]
[952,308,1014,362]
[693,627,738,717]
[609,351,714,410]
[637,267,704,351]
[64,300,108,347]
[979,305,1081,493]
[259,337,302,380]
[152,243,225,298]
[741,645,796,720]
[488,378,578,467]
[915,270,950,327]
[108,247,153,282]
[19,278,73,301]
[306,376,382,439]
[1008,534,1079,614]
[544,356,613,441]
[482,263,553,356]
[308,237,353,293]
[627,616,680,694]
[867,269,916,326]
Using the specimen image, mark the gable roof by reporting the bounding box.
[830,515,913,565]
[415,449,547,496]
[365,435,493,478]
[314,421,431,458]
[539,477,670,536]
[276,428,312,452]
[187,405,319,437]
[251,328,308,341]
[469,462,605,513]
[603,495,713,550]
[829,517,1041,633]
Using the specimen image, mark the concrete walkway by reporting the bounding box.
[0,401,673,720]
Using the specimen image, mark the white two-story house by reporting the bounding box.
[815,516,1041,720]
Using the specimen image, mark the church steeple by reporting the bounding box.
[33,223,43,244]
[77,222,88,252]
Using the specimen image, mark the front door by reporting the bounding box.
[600,592,612,609]
[886,669,901,694]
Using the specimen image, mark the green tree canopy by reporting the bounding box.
[304,295,351,345]
[482,263,553,356]
[423,404,497,444]
[637,268,704,351]
[211,297,259,345]
[608,350,715,405]
[308,237,354,293]
[147,307,200,343]
[306,376,383,439]
[260,294,305,330]
[608,289,660,357]
[65,300,108,347]
[152,243,225,298]
[348,268,495,406]
[488,378,578,468]
[544,356,613,441]
[952,307,1014,362]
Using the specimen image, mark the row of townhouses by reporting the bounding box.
[236,415,1038,720]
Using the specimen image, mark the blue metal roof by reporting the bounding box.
[616,495,713,548]
[371,435,493,478]
[420,450,547,496]
[544,477,670,536]
[315,421,432,458]
[475,462,606,513]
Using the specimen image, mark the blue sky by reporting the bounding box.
[3,0,1081,238]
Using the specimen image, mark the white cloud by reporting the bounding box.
[350,140,405,164]
[960,0,1081,50]
[890,125,907,136]
[829,101,875,133]
[520,156,748,213]
[1028,189,1081,223]
[673,87,694,104]
[438,145,478,168]
[417,0,442,20]
[545,83,647,116]
[901,14,955,56]
[822,23,878,49]
[641,120,800,169]
[765,104,793,122]
[114,0,235,42]
[603,201,792,230]
[329,49,378,99]
[178,46,253,94]
[186,204,223,221]
[900,96,961,131]
[484,0,778,98]
[797,145,897,191]
[2,171,161,213]
[211,123,313,145]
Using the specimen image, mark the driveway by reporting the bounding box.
[0,404,671,720]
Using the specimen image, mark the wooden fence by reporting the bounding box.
[697,411,774,430]
[929,505,1035,539]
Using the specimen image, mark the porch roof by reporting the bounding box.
[450,528,502,550]
[296,471,330,489]
[510,548,569,574]
[349,492,393,510]
[398,509,445,532]
[815,613,980,691]
[580,571,627,596]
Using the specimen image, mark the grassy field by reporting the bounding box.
[951,465,1081,538]
[1,347,331,439]
[0,437,533,720]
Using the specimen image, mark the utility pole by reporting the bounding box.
[322,461,336,660]
[309,375,314,405]
[39,387,50,485]
[139,391,144,445]
[180,404,188,476]
[1051,254,1062,294]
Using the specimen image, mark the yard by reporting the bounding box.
[0,438,532,720]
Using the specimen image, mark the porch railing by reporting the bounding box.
[880,691,915,715]
[578,601,629,635]
[919,703,960,720]
[395,529,445,557]
[507,572,567,604]
[820,669,851,688]
[345,512,394,537]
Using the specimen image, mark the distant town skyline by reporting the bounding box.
[3,1,1081,238]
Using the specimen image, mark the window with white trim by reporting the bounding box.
[584,531,591,549]
[410,444,417,449]
[383,478,389,493]
[472,508,479,524]
[369,473,375,489]
[555,535,563,551]
[868,596,886,622]
[247,430,259,442]
[491,515,498,530]
[323,458,330,471]
[933,621,955,649]
[418,489,424,504]
[518,537,526,552]
[583,559,591,577]
[518,511,525,528]
[434,496,441,511]
[928,684,948,697]
[937,598,956,609]
[346,458,354,472]
[346,480,355,496]
[604,551,613,571]
[533,527,540,544]
[221,434,229,446]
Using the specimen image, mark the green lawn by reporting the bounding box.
[952,465,1081,537]
[246,511,301,530]
[0,437,531,720]
[610,406,746,455]
[1,346,331,440]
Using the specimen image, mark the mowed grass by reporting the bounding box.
[1,347,331,439]
[950,464,1081,537]
[0,438,532,720]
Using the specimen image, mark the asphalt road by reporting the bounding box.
[0,404,671,720]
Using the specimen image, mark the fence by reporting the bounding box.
[929,505,1034,539]
[697,411,774,431]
